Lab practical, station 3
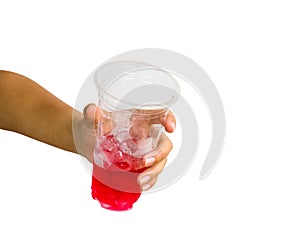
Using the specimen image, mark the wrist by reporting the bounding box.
[71,109,84,155]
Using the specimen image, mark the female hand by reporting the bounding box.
[72,104,176,191]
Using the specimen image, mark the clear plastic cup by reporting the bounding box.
[91,61,179,211]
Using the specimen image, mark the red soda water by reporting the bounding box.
[91,134,146,211]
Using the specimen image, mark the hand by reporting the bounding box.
[72,104,176,191]
[72,104,100,162]
[130,109,176,191]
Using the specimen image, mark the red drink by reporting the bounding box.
[91,134,146,211]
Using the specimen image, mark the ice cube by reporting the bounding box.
[94,149,109,168]
[119,141,132,155]
[111,149,123,161]
[100,135,117,151]
[149,125,162,149]
[126,139,139,154]
[115,130,130,144]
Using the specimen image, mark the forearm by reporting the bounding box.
[0,70,79,154]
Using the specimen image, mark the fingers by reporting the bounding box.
[132,109,176,133]
[137,158,167,191]
[136,133,172,190]
[83,104,101,129]
[142,133,173,168]
[162,111,176,133]
[137,132,173,190]
[82,106,176,133]
[149,111,176,133]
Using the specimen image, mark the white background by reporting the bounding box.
[1,0,300,239]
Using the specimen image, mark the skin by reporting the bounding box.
[0,70,176,191]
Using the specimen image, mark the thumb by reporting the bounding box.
[83,104,101,129]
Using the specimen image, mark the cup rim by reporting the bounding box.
[93,60,180,113]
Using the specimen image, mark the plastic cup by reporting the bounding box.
[91,61,179,211]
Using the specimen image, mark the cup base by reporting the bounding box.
[100,202,133,211]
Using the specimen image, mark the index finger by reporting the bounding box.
[149,110,176,133]
[131,109,176,133]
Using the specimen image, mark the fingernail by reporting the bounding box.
[142,183,151,191]
[145,157,155,167]
[139,175,150,185]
